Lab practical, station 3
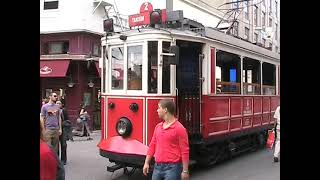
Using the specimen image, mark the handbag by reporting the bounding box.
[266,130,275,149]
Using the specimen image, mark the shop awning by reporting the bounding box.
[95,61,101,77]
[40,60,70,77]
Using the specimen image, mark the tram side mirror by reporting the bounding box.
[168,45,179,65]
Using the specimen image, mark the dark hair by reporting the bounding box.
[159,99,175,115]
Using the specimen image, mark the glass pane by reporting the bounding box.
[127,45,143,90]
[216,50,241,94]
[262,63,276,95]
[148,41,158,93]
[162,42,171,93]
[111,47,124,90]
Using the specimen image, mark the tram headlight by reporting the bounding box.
[116,117,132,137]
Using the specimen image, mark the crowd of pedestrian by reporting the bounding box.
[40,93,94,180]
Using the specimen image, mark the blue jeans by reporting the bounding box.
[152,163,182,180]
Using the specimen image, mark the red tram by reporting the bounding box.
[97,9,280,174]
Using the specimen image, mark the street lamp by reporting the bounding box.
[67,77,75,88]
[88,79,94,88]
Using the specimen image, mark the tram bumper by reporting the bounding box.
[98,136,148,168]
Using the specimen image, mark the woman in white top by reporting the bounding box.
[273,106,280,162]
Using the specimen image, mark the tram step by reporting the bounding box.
[107,164,122,172]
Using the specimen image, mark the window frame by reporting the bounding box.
[244,27,250,40]
[47,41,69,54]
[43,0,59,10]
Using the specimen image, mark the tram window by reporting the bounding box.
[162,42,171,94]
[111,47,124,90]
[148,41,158,93]
[243,58,261,95]
[216,50,241,94]
[262,63,276,95]
[127,45,143,90]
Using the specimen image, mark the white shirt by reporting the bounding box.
[274,106,280,130]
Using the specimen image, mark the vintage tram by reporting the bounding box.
[97,9,280,175]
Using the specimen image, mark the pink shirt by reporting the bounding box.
[147,120,189,164]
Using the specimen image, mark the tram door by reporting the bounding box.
[176,41,203,137]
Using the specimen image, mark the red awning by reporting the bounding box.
[95,62,101,77]
[40,60,70,77]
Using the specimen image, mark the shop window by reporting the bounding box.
[83,93,91,106]
[111,47,124,90]
[262,62,276,95]
[44,0,59,10]
[243,58,261,95]
[127,45,143,90]
[216,50,241,94]
[148,41,158,93]
[162,42,171,94]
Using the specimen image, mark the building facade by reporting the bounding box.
[40,0,113,130]
[211,0,280,53]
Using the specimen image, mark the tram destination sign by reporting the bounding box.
[129,12,151,27]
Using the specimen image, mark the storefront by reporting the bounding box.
[40,59,101,130]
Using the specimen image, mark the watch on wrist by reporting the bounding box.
[182,170,189,174]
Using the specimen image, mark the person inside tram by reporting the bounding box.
[149,69,157,93]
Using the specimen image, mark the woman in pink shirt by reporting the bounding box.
[143,99,190,180]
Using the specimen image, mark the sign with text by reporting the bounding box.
[129,12,150,27]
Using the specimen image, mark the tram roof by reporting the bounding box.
[102,27,280,61]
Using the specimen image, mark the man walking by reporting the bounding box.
[143,99,190,180]
[41,92,62,155]
[56,101,71,165]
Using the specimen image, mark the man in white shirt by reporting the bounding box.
[273,106,280,162]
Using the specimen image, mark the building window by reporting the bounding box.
[92,43,100,57]
[244,1,249,20]
[275,24,278,40]
[269,17,272,27]
[244,27,250,40]
[45,41,69,54]
[233,21,239,36]
[232,0,239,9]
[254,6,258,26]
[262,12,266,26]
[44,0,59,10]
[216,50,241,94]
[269,0,272,12]
[263,0,266,6]
[254,33,258,43]
[269,43,272,50]
[262,38,266,47]
[275,46,279,53]
[275,1,278,17]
